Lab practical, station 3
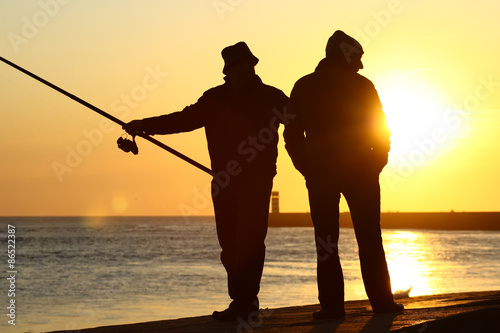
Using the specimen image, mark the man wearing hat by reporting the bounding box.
[284,30,403,319]
[124,42,288,321]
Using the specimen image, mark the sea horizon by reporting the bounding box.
[3,211,499,231]
[2,210,500,216]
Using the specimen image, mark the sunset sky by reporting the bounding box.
[1,0,499,216]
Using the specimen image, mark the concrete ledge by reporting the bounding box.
[46,290,500,333]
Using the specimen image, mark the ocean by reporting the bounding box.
[1,216,499,333]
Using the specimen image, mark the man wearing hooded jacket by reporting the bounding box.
[284,30,403,319]
[124,42,288,321]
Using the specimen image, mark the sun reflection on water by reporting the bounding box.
[384,231,434,297]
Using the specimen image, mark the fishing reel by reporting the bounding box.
[117,133,139,155]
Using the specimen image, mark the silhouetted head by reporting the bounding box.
[325,30,364,72]
[222,42,259,78]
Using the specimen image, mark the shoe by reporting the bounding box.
[373,302,404,314]
[212,301,259,322]
[312,308,346,320]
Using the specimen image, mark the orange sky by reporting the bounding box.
[1,1,499,216]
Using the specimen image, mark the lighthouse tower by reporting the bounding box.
[271,191,280,214]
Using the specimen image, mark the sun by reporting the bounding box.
[377,76,449,157]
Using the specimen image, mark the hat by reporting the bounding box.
[325,30,363,65]
[221,42,259,74]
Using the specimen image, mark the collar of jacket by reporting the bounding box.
[315,57,350,72]
[223,74,262,88]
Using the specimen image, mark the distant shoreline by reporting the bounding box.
[269,211,500,230]
[1,212,499,230]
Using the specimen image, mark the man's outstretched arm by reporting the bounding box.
[124,93,211,136]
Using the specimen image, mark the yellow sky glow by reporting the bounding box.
[1,1,499,216]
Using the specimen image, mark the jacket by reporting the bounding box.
[284,59,391,177]
[142,75,289,178]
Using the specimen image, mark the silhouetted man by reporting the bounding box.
[124,42,288,321]
[284,30,403,319]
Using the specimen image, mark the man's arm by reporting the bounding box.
[124,92,211,136]
[141,103,207,135]
[367,84,391,172]
[283,83,308,176]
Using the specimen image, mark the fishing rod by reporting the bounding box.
[0,56,213,176]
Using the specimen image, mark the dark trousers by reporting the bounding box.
[306,169,394,311]
[212,175,273,305]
